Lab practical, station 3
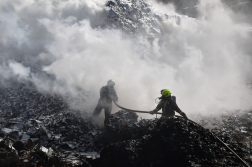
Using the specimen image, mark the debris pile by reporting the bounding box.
[0,137,92,167]
[0,82,67,119]
[105,0,181,39]
[104,110,159,142]
[104,110,138,142]
[94,117,252,167]
[0,83,103,166]
[0,83,251,166]
[192,110,252,156]
[215,111,252,143]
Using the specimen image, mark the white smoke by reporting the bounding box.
[9,62,30,78]
[0,62,30,84]
[0,0,252,119]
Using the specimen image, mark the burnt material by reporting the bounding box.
[0,83,251,166]
[94,117,251,167]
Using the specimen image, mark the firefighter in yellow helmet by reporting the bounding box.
[92,79,118,125]
[150,89,188,119]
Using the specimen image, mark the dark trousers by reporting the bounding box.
[92,100,112,124]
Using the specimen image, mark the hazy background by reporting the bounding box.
[0,0,252,120]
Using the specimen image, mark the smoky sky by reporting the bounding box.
[0,0,252,119]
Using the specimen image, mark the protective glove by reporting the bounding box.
[180,112,188,119]
[150,110,156,115]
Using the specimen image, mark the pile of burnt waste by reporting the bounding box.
[92,111,252,167]
[101,110,158,143]
[0,82,251,166]
[0,83,103,166]
[217,113,252,144]
[193,110,252,157]
[0,108,103,151]
[0,137,92,167]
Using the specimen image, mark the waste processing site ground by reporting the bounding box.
[1,0,252,166]
[0,83,252,167]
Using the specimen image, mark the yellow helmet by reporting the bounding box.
[161,89,171,97]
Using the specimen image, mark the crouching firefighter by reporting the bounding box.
[92,79,118,125]
[150,89,188,119]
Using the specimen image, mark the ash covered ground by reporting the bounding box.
[0,81,252,167]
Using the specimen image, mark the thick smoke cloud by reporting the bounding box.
[0,0,252,119]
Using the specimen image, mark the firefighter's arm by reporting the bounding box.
[150,101,163,115]
[175,108,188,119]
[178,111,188,119]
[171,100,188,119]
[108,88,118,102]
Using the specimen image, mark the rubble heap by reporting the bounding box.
[104,110,159,143]
[105,0,181,40]
[213,111,252,145]
[0,83,103,166]
[0,83,251,166]
[0,137,93,167]
[93,117,251,167]
[192,111,252,155]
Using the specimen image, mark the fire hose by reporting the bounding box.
[113,101,250,167]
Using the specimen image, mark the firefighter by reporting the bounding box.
[150,89,188,119]
[92,79,118,125]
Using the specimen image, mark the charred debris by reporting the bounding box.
[0,83,252,167]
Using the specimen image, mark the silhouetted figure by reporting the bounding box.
[150,89,188,119]
[92,79,118,125]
